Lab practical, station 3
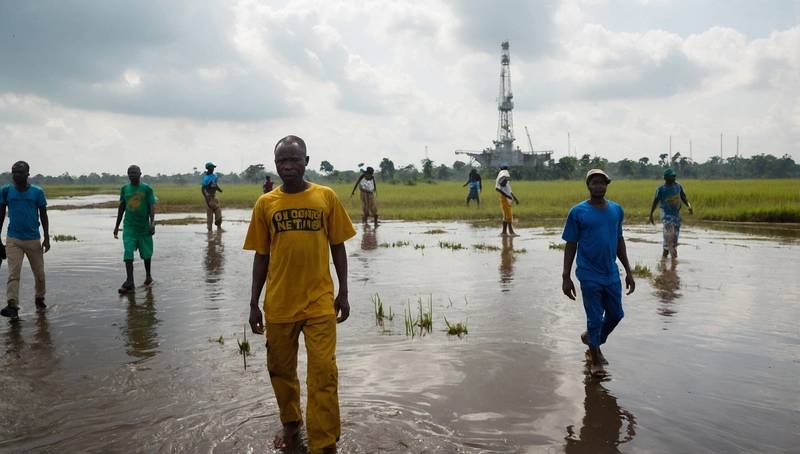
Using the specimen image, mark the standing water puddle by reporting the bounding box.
[1,208,798,452]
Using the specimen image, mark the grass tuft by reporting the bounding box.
[422,228,447,234]
[237,325,251,369]
[549,242,566,250]
[53,234,78,242]
[439,240,465,250]
[632,262,653,278]
[444,316,469,337]
[472,243,501,251]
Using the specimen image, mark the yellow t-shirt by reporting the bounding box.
[243,183,356,323]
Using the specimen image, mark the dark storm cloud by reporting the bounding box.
[0,1,292,120]
[447,0,560,58]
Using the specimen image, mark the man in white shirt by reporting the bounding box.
[351,167,378,227]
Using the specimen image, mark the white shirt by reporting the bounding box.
[359,178,375,192]
[495,170,512,197]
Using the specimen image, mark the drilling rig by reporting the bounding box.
[455,41,553,169]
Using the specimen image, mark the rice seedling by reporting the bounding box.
[372,293,394,326]
[632,262,653,278]
[472,243,501,251]
[237,325,251,369]
[513,248,528,253]
[404,303,415,337]
[378,242,391,248]
[444,316,468,337]
[422,228,447,234]
[439,240,465,250]
[548,242,566,250]
[53,234,78,242]
[414,243,426,250]
[392,240,411,247]
[417,296,433,334]
[217,335,224,345]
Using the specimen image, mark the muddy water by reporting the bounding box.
[1,208,798,452]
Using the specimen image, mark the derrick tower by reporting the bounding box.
[495,40,515,151]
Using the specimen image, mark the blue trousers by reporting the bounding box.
[580,281,624,348]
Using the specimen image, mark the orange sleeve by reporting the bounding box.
[326,189,356,245]
[243,197,271,255]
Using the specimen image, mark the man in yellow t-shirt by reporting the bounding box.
[244,135,355,453]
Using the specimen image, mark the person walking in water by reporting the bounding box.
[0,161,50,320]
[648,168,692,258]
[245,135,355,453]
[114,165,156,294]
[351,166,378,227]
[495,164,519,236]
[201,162,223,231]
[263,175,274,193]
[463,168,482,207]
[561,169,635,377]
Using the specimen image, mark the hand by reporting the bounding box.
[149,222,156,236]
[113,226,120,239]
[0,242,6,260]
[625,273,636,295]
[648,215,655,225]
[562,276,576,300]
[42,236,51,253]
[688,206,693,215]
[249,306,264,334]
[335,291,350,323]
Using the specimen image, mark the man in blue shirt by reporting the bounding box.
[0,161,50,320]
[562,169,635,377]
[201,162,223,231]
[648,168,692,258]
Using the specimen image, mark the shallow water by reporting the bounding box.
[1,209,798,453]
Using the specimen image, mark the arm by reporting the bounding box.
[617,237,635,295]
[201,186,210,203]
[330,242,350,323]
[512,192,520,204]
[351,175,364,195]
[561,242,577,300]
[148,202,156,235]
[113,201,126,238]
[680,187,692,214]
[248,253,269,334]
[648,196,659,224]
[0,204,6,258]
[39,206,50,253]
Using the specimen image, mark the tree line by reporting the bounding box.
[1,152,797,186]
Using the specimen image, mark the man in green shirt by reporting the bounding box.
[113,165,156,294]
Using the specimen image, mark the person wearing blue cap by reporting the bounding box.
[201,162,224,231]
[648,168,692,258]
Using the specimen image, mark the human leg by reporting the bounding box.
[266,320,304,440]
[5,238,24,307]
[359,191,369,224]
[303,315,340,452]
[139,235,154,284]
[24,239,46,303]
[599,281,624,345]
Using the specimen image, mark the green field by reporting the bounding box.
[45,179,800,224]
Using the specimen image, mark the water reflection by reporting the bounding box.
[499,236,516,290]
[32,314,54,359]
[3,321,24,359]
[361,226,378,251]
[204,231,225,289]
[652,258,681,317]
[122,288,159,361]
[565,374,637,453]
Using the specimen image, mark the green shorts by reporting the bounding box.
[123,232,153,261]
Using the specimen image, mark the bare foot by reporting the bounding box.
[273,421,303,449]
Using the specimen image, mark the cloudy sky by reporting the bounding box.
[1,0,798,176]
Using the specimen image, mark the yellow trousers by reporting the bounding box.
[500,195,513,222]
[266,315,339,452]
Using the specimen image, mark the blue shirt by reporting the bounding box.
[202,173,219,187]
[562,200,624,285]
[0,184,47,240]
[655,183,685,219]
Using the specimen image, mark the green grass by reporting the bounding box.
[422,228,447,234]
[379,240,411,248]
[548,242,566,250]
[444,316,469,337]
[414,243,426,250]
[45,179,800,223]
[632,262,653,278]
[52,234,78,242]
[237,325,251,370]
[372,293,393,326]
[439,240,465,250]
[403,296,434,337]
[472,243,501,251]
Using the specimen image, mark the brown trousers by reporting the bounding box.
[5,237,46,306]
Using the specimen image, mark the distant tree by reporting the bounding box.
[241,164,267,182]
[436,164,451,180]
[556,156,578,179]
[452,160,467,173]
[319,160,334,175]
[617,159,636,177]
[379,157,395,180]
[421,158,434,179]
[658,153,669,167]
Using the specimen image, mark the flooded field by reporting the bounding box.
[1,208,798,453]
